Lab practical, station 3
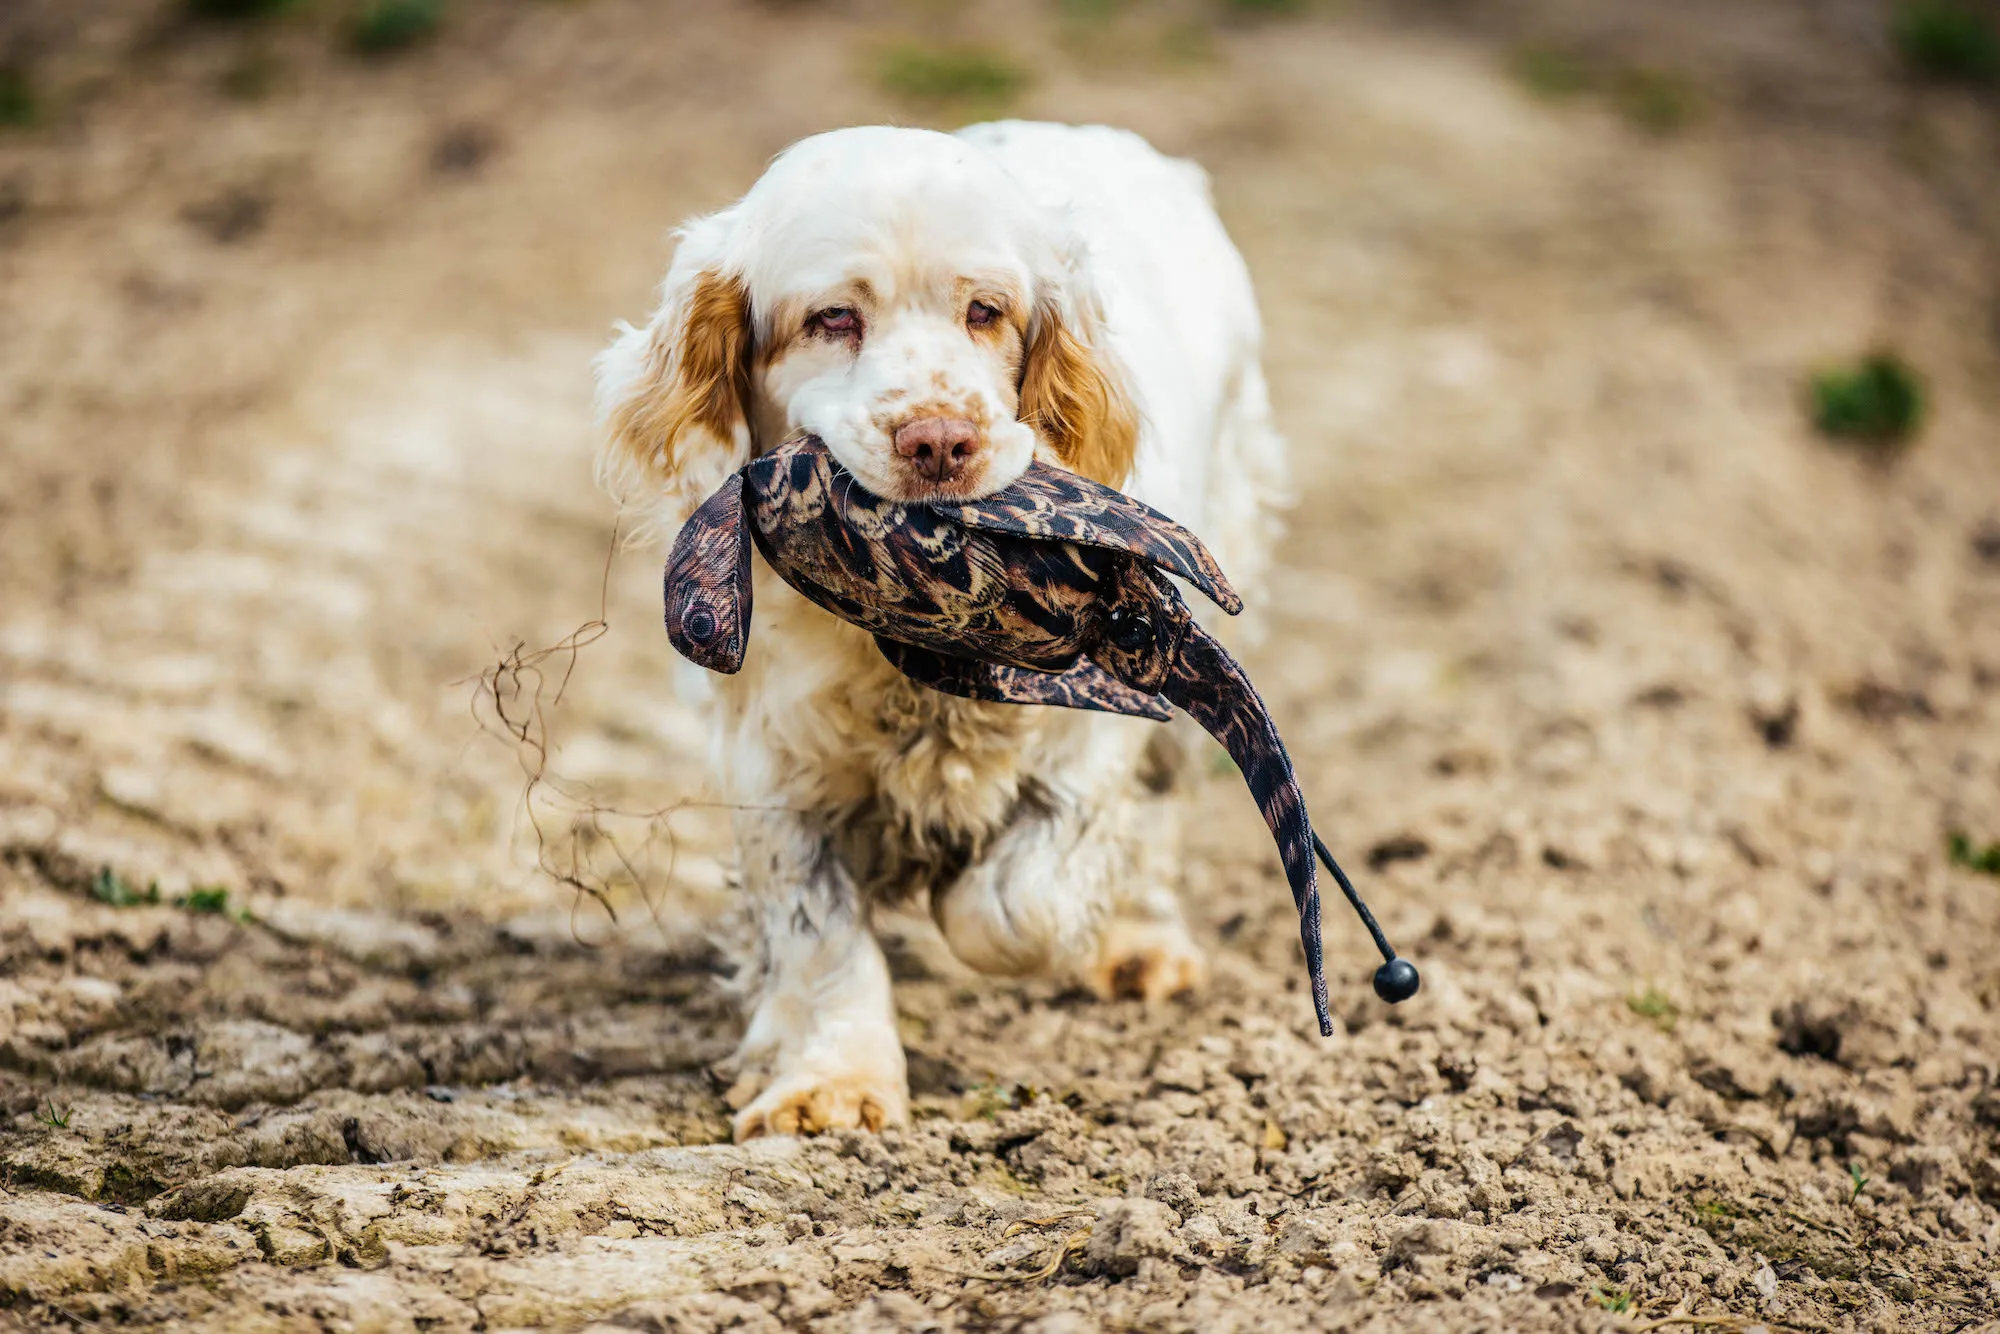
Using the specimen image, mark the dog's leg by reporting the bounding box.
[721,810,908,1140]
[931,777,1206,1001]
[927,790,1109,979]
[1085,788,1208,1003]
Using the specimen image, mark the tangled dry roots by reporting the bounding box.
[460,527,741,943]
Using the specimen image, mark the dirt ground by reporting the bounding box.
[3,1,1999,1330]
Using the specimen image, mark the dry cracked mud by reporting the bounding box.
[2,1,1999,1331]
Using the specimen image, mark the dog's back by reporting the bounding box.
[958,120,1287,609]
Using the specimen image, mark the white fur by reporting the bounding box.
[596,122,1287,1140]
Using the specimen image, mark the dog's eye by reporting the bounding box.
[809,307,859,335]
[966,300,1001,328]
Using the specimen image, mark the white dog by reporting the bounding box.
[596,122,1287,1140]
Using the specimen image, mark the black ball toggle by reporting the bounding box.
[1373,957,1420,1004]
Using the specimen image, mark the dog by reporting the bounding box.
[595,121,1287,1140]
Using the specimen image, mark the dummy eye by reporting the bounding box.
[966,300,1002,328]
[684,604,717,643]
[1106,607,1151,653]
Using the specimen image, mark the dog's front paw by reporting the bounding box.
[732,1071,909,1142]
[1087,917,1208,1003]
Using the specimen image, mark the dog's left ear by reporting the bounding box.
[1019,253,1141,489]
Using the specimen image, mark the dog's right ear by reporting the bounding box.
[595,208,752,540]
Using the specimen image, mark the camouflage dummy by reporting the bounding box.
[663,434,1419,1035]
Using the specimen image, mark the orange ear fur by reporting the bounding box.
[604,270,752,489]
[1019,307,1140,488]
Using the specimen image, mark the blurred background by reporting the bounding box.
[1,2,1998,1330]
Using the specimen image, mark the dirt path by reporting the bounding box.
[3,2,1998,1330]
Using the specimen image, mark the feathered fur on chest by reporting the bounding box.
[703,566,1076,894]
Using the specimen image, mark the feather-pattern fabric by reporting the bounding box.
[662,435,1416,1034]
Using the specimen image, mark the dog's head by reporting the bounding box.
[596,126,1139,535]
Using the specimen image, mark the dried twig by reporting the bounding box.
[1002,1208,1095,1237]
[458,525,794,942]
[1779,1208,1852,1242]
[938,1226,1091,1283]
[462,530,621,923]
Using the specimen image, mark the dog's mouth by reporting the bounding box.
[886,468,1017,506]
[814,441,1024,507]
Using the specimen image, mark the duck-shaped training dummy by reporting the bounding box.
[662,434,1419,1036]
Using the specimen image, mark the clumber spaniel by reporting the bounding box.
[596,121,1287,1139]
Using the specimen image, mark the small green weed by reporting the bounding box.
[1157,21,1218,66]
[180,886,234,915]
[1893,1,2000,84]
[876,43,1028,110]
[962,1081,1014,1121]
[350,0,443,54]
[90,868,251,920]
[221,52,283,100]
[36,1099,71,1130]
[1613,66,1701,134]
[1693,1196,1746,1224]
[184,885,255,922]
[1510,46,1593,99]
[1508,50,1699,133]
[1057,1,1216,70]
[1846,1162,1870,1206]
[187,0,298,18]
[961,1081,1044,1121]
[1591,1285,1632,1313]
[1626,986,1680,1032]
[91,867,162,908]
[0,66,36,128]
[1948,832,2000,875]
[1810,353,1925,447]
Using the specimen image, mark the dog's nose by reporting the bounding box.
[892,416,982,485]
